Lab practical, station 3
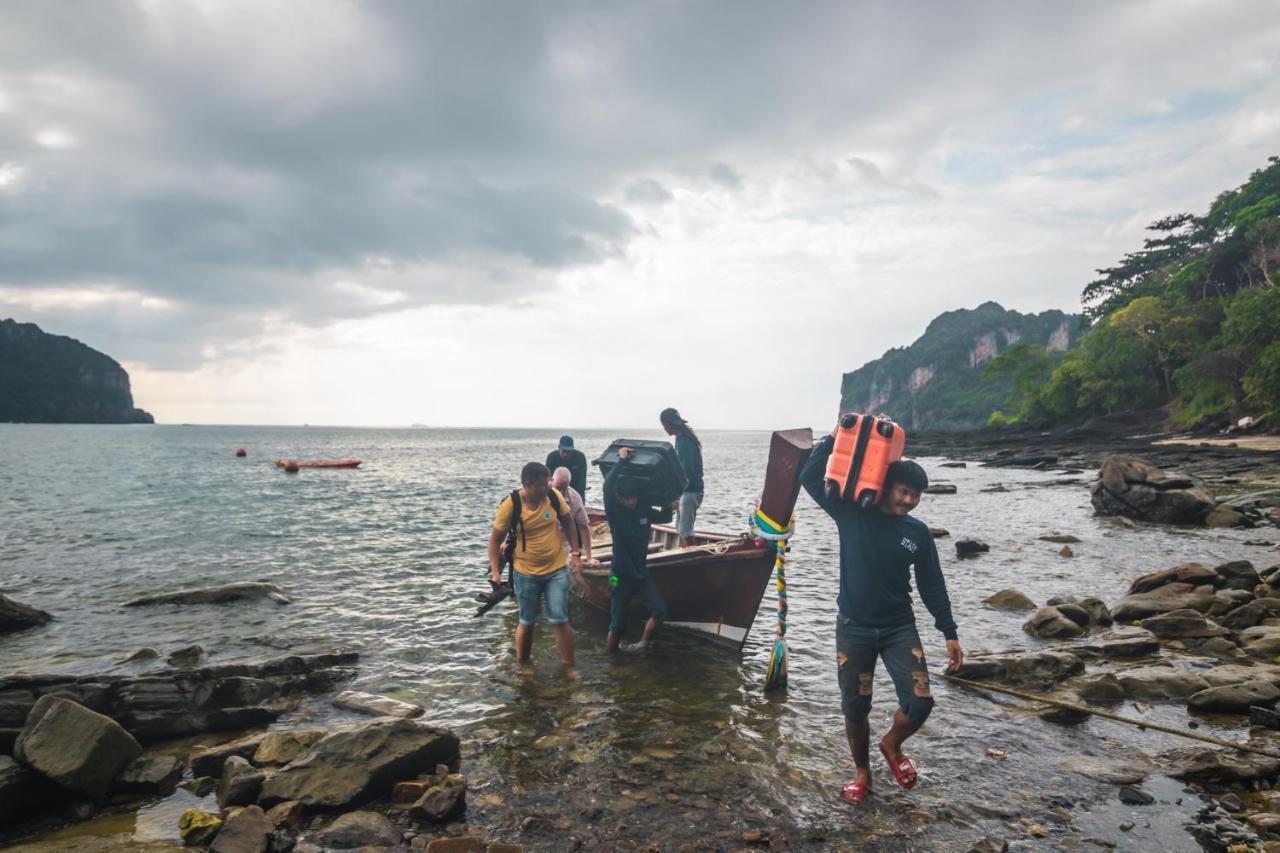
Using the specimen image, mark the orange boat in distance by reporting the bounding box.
[273,459,362,469]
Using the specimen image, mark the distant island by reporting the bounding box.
[840,302,1085,430]
[0,318,154,424]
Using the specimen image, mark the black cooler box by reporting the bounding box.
[594,439,687,524]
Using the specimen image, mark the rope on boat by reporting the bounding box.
[751,506,794,692]
[941,673,1280,759]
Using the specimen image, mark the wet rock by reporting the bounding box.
[167,645,205,668]
[1052,602,1092,628]
[123,581,291,607]
[952,650,1084,685]
[267,829,296,853]
[1140,609,1231,639]
[1039,534,1081,544]
[116,647,161,665]
[1116,665,1210,700]
[1217,560,1263,591]
[180,808,224,846]
[1220,600,1280,631]
[1207,505,1250,528]
[1059,545,1075,558]
[1128,562,1219,595]
[1047,596,1112,628]
[963,833,1006,851]
[1188,681,1280,714]
[956,539,989,558]
[1071,627,1159,660]
[925,484,957,495]
[0,593,52,634]
[1251,813,1280,833]
[1211,589,1256,617]
[211,804,274,853]
[1252,706,1280,729]
[333,690,425,719]
[1240,625,1280,659]
[314,810,400,847]
[1199,663,1280,688]
[218,755,266,808]
[930,527,950,538]
[1220,793,1244,812]
[985,589,1036,611]
[1169,748,1280,783]
[1075,674,1125,705]
[1189,636,1249,662]
[1056,754,1151,784]
[259,718,460,809]
[940,461,967,468]
[409,767,468,823]
[1024,606,1086,640]
[253,731,326,766]
[192,734,270,778]
[0,651,358,747]
[265,799,304,829]
[425,840,486,853]
[1111,582,1214,622]
[1117,785,1155,805]
[113,754,183,797]
[0,754,57,824]
[183,775,218,797]
[14,695,143,799]
[1090,455,1214,525]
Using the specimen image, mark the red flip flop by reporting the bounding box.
[879,742,918,789]
[840,778,870,805]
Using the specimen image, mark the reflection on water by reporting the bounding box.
[1,425,1271,849]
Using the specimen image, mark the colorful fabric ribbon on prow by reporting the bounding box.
[750,505,794,692]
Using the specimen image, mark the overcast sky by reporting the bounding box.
[2,1,1278,428]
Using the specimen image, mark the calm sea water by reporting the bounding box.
[1,425,1273,850]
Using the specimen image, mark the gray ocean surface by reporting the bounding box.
[1,424,1272,850]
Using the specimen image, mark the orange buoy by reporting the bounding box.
[235,448,247,457]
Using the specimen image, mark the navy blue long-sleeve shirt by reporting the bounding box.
[603,461,657,581]
[800,434,958,640]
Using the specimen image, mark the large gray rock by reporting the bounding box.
[1056,754,1153,784]
[0,651,358,748]
[1023,606,1086,640]
[314,810,400,847]
[409,771,467,823]
[1187,681,1280,714]
[1111,582,1215,623]
[1209,589,1255,617]
[1219,600,1280,631]
[1240,625,1280,660]
[123,582,291,607]
[984,589,1036,611]
[1070,627,1161,661]
[1140,609,1231,639]
[253,730,326,766]
[210,804,273,853]
[1116,665,1211,700]
[1074,673,1126,705]
[217,755,265,808]
[14,695,142,799]
[1216,560,1262,591]
[1169,748,1280,783]
[258,718,460,809]
[332,690,424,719]
[1091,455,1214,524]
[0,593,52,634]
[190,733,268,778]
[950,650,1084,686]
[1206,505,1249,528]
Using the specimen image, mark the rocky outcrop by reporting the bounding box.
[1090,455,1214,524]
[1110,582,1215,622]
[0,593,52,634]
[0,651,357,750]
[259,718,460,810]
[123,582,291,607]
[14,695,143,799]
[0,318,154,423]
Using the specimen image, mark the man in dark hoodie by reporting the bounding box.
[603,447,668,653]
[800,427,963,805]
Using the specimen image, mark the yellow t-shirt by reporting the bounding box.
[493,488,571,576]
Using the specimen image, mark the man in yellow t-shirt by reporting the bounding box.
[488,461,583,677]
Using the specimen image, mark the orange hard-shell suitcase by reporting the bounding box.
[823,413,906,506]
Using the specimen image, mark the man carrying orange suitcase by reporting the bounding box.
[799,426,963,805]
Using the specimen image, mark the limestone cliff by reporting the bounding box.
[0,319,154,424]
[839,302,1084,431]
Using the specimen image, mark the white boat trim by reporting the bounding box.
[666,621,748,644]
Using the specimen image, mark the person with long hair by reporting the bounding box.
[659,407,703,547]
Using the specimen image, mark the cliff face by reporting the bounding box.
[839,302,1085,431]
[0,319,154,424]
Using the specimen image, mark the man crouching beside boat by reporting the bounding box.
[603,447,668,653]
[799,430,963,805]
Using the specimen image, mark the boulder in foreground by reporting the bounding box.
[14,695,142,799]
[0,593,52,634]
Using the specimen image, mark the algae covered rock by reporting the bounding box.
[179,808,223,845]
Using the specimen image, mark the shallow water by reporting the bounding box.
[1,424,1275,850]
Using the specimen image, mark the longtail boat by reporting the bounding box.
[570,428,813,650]
[273,459,362,469]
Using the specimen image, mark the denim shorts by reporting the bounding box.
[677,491,703,538]
[835,615,934,725]
[513,567,570,626]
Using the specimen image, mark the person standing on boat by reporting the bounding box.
[488,462,583,678]
[546,435,589,501]
[799,430,963,805]
[551,466,593,564]
[603,447,668,653]
[659,408,703,547]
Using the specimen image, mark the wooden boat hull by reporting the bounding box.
[273,459,362,469]
[570,428,812,650]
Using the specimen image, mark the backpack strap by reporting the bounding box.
[548,488,562,515]
[508,489,524,552]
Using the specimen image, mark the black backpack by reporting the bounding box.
[500,488,564,575]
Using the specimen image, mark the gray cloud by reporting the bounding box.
[1,1,1278,369]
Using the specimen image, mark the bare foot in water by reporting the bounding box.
[517,662,535,676]
[564,667,581,681]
